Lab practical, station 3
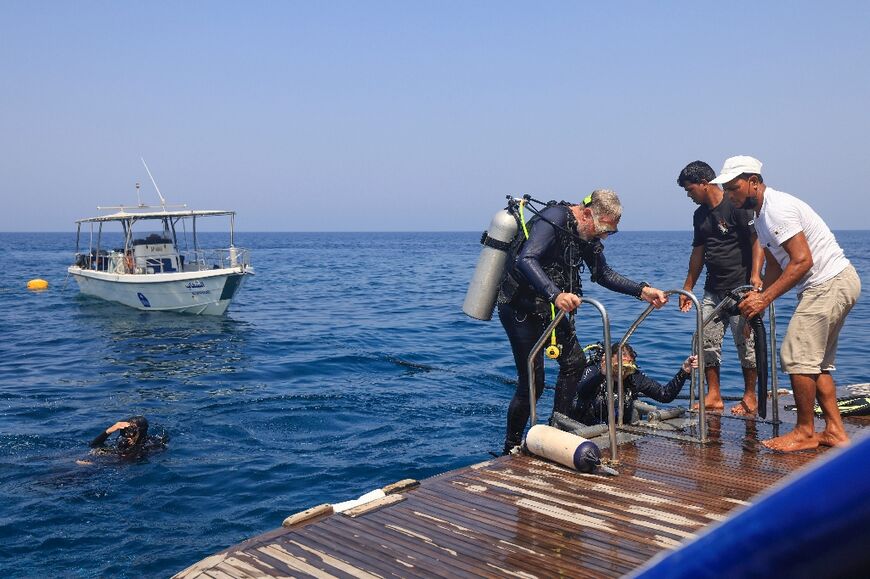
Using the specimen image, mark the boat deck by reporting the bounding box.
[175,401,868,578]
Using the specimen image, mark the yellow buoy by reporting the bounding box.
[27,278,49,290]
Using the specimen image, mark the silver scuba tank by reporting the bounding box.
[462,207,519,320]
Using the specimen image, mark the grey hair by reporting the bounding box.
[587,189,622,220]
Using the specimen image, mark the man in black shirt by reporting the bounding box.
[677,161,763,415]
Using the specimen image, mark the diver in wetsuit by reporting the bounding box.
[89,416,167,459]
[498,189,668,454]
[563,343,697,425]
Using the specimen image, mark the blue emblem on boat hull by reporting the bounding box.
[137,292,151,308]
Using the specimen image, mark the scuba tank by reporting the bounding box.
[462,205,520,321]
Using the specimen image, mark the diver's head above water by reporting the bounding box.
[117,416,149,453]
[603,342,638,376]
[84,415,167,464]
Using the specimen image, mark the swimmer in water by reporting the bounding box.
[81,416,167,463]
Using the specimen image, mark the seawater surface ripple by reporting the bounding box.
[1,231,868,577]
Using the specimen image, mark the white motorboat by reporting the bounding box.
[68,182,253,315]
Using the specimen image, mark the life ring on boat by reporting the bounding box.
[124,251,135,274]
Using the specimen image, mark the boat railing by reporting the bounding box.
[525,296,619,462]
[181,247,251,271]
[612,290,707,461]
[73,249,117,272]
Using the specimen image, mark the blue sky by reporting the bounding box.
[2,1,868,231]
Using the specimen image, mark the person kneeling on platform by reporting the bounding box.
[554,343,697,426]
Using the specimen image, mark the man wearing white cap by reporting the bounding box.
[712,155,860,451]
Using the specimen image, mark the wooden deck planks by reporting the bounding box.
[175,406,868,579]
[386,492,631,575]
[411,486,651,567]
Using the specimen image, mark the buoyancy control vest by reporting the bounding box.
[498,202,596,315]
[462,197,606,321]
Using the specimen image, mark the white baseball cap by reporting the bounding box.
[710,155,763,184]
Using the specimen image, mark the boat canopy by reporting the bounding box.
[76,209,235,224]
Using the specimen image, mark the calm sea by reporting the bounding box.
[1,231,868,577]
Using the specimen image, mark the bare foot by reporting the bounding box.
[761,429,819,452]
[692,398,724,412]
[730,398,757,416]
[817,430,850,448]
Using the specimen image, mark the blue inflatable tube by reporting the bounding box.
[630,433,870,579]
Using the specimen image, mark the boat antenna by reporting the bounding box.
[135,182,143,207]
[141,158,167,209]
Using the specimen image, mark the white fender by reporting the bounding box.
[525,424,601,473]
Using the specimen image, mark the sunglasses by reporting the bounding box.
[591,212,619,237]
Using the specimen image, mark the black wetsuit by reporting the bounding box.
[565,364,690,425]
[89,430,166,458]
[497,204,647,452]
[89,430,115,448]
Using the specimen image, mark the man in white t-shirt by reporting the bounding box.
[710,156,860,452]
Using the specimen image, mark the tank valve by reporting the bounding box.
[545,345,561,359]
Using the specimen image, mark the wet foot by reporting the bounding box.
[691,397,724,412]
[816,430,850,448]
[730,398,758,416]
[761,430,819,452]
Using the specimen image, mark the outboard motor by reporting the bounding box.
[462,206,519,321]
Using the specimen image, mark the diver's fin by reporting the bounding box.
[787,396,870,417]
[831,396,870,417]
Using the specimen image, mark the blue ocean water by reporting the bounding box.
[1,230,868,577]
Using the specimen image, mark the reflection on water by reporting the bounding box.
[72,297,252,382]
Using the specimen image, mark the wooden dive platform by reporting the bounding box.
[175,399,868,578]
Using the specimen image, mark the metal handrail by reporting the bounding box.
[690,285,754,410]
[181,247,251,271]
[526,297,616,461]
[692,286,781,425]
[617,289,707,446]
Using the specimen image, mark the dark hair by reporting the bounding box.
[118,416,149,454]
[737,172,764,183]
[677,161,715,187]
[611,342,637,362]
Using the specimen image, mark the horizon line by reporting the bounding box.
[3,228,870,234]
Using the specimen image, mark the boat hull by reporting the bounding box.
[68,267,249,315]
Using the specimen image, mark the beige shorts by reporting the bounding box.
[780,265,860,374]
